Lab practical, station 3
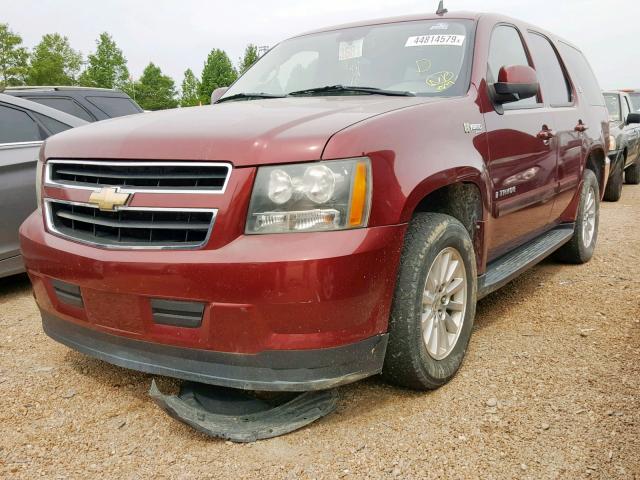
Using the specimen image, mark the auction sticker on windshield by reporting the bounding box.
[405,35,465,47]
[339,39,364,61]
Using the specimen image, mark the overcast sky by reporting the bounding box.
[3,0,639,90]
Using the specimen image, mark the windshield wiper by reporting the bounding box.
[217,92,286,103]
[287,85,415,97]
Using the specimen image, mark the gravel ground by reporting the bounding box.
[1,186,639,480]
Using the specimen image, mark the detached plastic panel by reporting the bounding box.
[149,379,338,442]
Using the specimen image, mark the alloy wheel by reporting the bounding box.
[421,247,467,360]
[582,187,596,248]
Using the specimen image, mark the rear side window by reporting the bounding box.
[86,96,142,118]
[487,25,537,108]
[527,32,571,106]
[604,94,621,121]
[0,104,42,143]
[556,42,604,106]
[25,96,95,122]
[32,112,73,136]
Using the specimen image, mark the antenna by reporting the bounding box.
[436,0,448,15]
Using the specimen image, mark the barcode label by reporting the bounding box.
[405,35,465,47]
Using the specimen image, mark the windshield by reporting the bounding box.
[604,93,621,122]
[222,19,474,99]
[628,93,640,113]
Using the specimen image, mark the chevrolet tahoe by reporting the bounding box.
[20,11,609,392]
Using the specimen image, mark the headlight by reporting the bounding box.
[35,144,46,214]
[608,135,616,152]
[246,157,371,234]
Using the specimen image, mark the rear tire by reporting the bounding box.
[625,162,640,185]
[554,169,599,264]
[603,154,623,202]
[382,213,477,391]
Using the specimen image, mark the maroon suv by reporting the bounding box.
[20,11,609,392]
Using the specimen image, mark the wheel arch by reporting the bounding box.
[401,170,488,271]
[401,168,489,224]
[585,147,609,196]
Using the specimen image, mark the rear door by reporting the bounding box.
[0,104,44,261]
[525,31,581,223]
[555,42,608,198]
[483,24,558,259]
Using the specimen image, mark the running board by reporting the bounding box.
[477,224,574,299]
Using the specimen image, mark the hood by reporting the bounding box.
[608,120,622,134]
[43,96,438,166]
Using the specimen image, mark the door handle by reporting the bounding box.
[574,121,588,132]
[537,128,556,140]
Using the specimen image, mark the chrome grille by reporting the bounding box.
[44,200,216,249]
[46,160,231,193]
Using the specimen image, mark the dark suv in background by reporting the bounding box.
[0,86,143,278]
[603,90,640,200]
[3,86,143,122]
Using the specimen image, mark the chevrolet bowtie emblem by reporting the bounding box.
[88,187,131,212]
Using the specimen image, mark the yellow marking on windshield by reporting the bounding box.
[426,71,456,91]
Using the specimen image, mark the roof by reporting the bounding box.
[0,93,89,127]
[295,11,482,37]
[291,10,578,53]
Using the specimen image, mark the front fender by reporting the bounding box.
[322,90,490,227]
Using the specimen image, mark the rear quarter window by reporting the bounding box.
[25,96,95,122]
[556,42,604,106]
[86,96,142,118]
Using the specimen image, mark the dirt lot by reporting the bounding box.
[1,186,638,480]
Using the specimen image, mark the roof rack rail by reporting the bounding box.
[3,85,116,92]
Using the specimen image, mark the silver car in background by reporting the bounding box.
[0,94,87,278]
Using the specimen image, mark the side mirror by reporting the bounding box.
[626,112,640,124]
[493,65,539,104]
[211,87,229,104]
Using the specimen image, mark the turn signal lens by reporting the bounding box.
[349,160,369,226]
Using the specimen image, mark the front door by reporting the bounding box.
[483,24,557,260]
[621,94,640,165]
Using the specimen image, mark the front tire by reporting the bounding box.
[382,213,477,391]
[603,154,623,202]
[625,162,640,185]
[554,169,599,264]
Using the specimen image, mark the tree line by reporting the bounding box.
[0,23,260,110]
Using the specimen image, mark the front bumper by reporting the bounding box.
[20,211,406,390]
[42,310,388,391]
